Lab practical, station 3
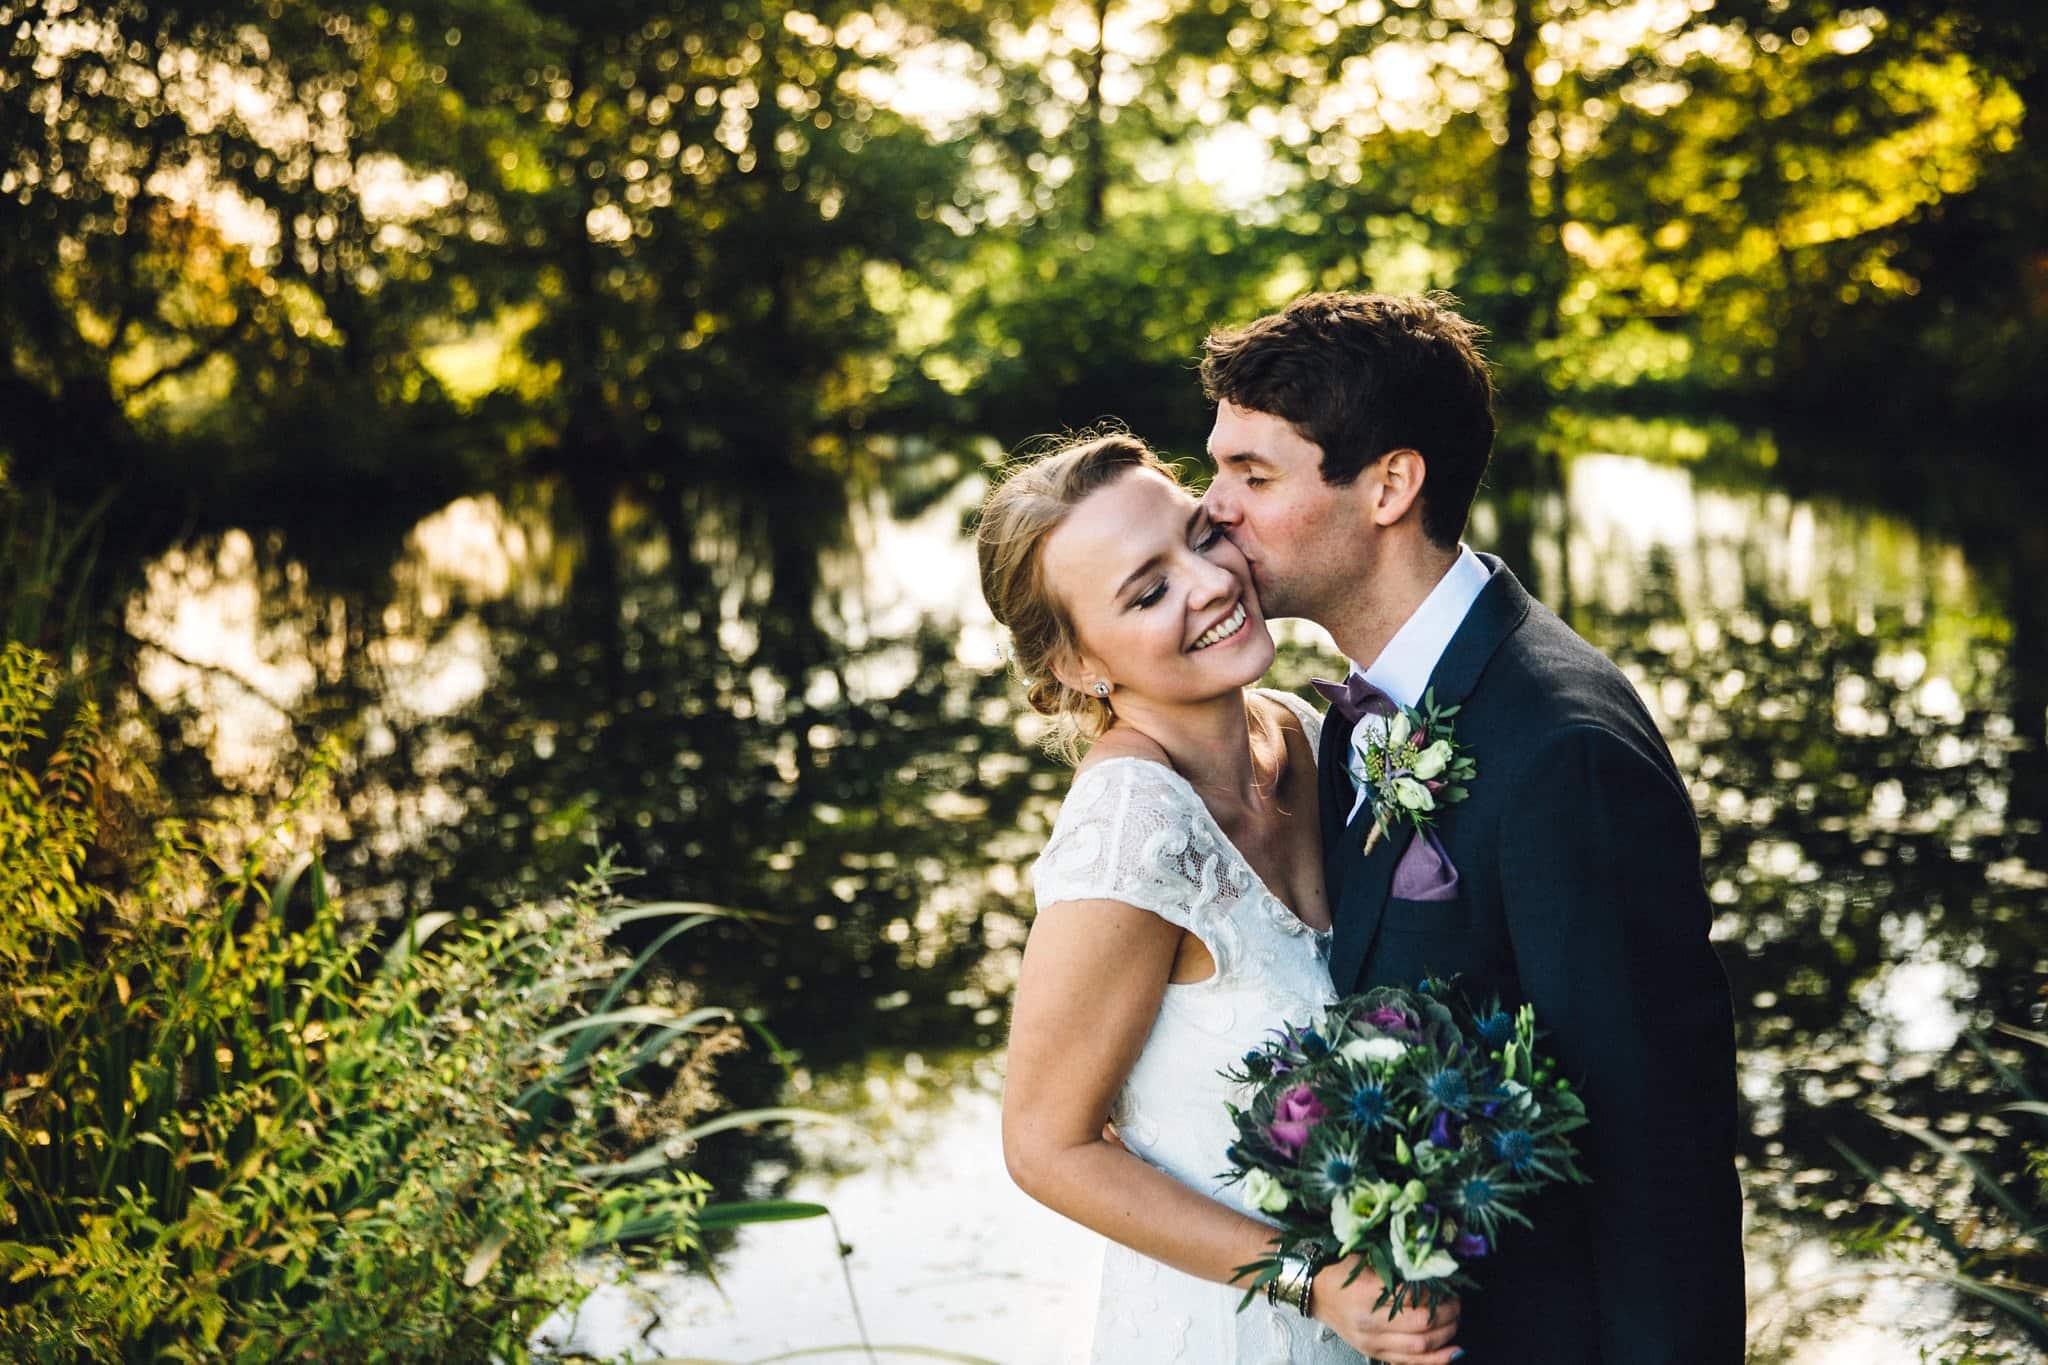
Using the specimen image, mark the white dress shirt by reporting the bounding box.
[1341,545,1493,821]
[1354,544,1493,708]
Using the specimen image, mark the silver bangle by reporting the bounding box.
[1267,1250,1318,1317]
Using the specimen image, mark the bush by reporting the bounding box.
[0,640,770,1362]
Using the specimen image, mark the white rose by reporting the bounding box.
[1387,713,1414,749]
[1243,1168,1290,1215]
[1341,1035,1408,1065]
[1392,776,1435,811]
[1410,739,1454,780]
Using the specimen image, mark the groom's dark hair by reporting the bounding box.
[1200,291,1495,548]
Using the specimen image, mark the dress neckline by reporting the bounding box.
[1074,754,1333,942]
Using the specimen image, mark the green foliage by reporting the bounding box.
[1832,1025,2048,1359]
[0,642,773,1362]
[3,0,2040,532]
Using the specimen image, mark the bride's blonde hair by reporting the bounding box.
[976,429,1185,763]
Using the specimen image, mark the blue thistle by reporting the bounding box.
[1424,1067,1470,1113]
[1475,1010,1515,1048]
[1454,1173,1512,1240]
[1242,1052,1272,1080]
[1299,1029,1330,1060]
[1347,1083,1389,1129]
[1491,1128,1536,1173]
[1302,1129,1366,1200]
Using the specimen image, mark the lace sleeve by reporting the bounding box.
[1030,759,1258,977]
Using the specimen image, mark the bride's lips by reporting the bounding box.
[1187,599,1251,652]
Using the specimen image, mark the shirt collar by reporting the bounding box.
[1353,545,1493,710]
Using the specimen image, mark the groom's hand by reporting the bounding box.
[1313,1267,1463,1365]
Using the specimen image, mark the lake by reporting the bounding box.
[120,417,2046,1363]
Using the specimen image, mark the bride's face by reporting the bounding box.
[1041,467,1275,705]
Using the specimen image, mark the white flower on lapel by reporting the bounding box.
[1343,687,1478,855]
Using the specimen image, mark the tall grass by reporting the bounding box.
[0,640,806,1361]
[1831,1026,2048,1361]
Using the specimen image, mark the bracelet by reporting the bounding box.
[1265,1245,1328,1318]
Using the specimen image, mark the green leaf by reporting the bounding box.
[379,911,457,976]
[534,1004,732,1049]
[695,1200,831,1228]
[1873,1110,2034,1231]
[462,1225,513,1286]
[1827,1136,1968,1263]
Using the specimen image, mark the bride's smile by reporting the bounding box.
[1188,600,1248,652]
[1036,463,1276,707]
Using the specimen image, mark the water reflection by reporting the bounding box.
[111,429,2046,1361]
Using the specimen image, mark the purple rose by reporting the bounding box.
[1452,1230,1490,1259]
[1267,1084,1327,1158]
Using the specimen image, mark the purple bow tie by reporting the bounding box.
[1311,674,1397,729]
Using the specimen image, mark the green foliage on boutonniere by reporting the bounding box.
[1347,688,1477,854]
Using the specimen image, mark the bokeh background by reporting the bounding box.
[4,0,2046,1360]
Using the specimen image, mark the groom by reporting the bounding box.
[1198,293,1746,1362]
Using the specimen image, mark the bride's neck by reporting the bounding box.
[1110,692,1268,807]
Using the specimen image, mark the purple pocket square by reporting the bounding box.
[1390,829,1460,902]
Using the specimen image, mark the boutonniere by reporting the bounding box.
[1347,688,1476,855]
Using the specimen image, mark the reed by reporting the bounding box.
[1831,1025,2048,1361]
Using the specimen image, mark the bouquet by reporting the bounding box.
[1220,979,1590,1314]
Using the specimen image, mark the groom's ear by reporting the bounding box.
[1368,448,1427,529]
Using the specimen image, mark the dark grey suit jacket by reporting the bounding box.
[1317,556,1746,1364]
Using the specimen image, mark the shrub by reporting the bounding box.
[0,641,771,1362]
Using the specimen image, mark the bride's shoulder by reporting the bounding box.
[1251,686,1323,746]
[1074,726,1174,778]
[1056,732,1192,819]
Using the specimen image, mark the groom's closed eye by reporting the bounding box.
[1190,512,1226,552]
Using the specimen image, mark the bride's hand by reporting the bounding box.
[1311,1265,1462,1365]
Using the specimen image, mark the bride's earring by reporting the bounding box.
[1092,681,1111,698]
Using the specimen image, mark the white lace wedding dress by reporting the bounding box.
[1030,690,1355,1363]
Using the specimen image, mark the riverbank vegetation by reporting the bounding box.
[0,639,799,1361]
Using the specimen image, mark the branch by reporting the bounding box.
[105,135,171,356]
[132,637,297,717]
[120,319,244,401]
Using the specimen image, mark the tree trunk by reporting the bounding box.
[1080,0,1112,233]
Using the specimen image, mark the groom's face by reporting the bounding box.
[1202,400,1363,621]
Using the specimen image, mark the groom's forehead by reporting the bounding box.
[1207,403,1307,460]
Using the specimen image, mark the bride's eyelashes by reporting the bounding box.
[1132,524,1229,609]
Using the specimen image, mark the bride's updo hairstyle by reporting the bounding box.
[977,430,1183,762]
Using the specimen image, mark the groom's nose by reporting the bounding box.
[1200,478,1239,528]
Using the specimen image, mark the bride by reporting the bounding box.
[976,432,1464,1364]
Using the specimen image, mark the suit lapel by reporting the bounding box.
[1316,700,1355,877]
[1327,815,1414,993]
[1422,554,1532,712]
[1324,554,1535,993]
